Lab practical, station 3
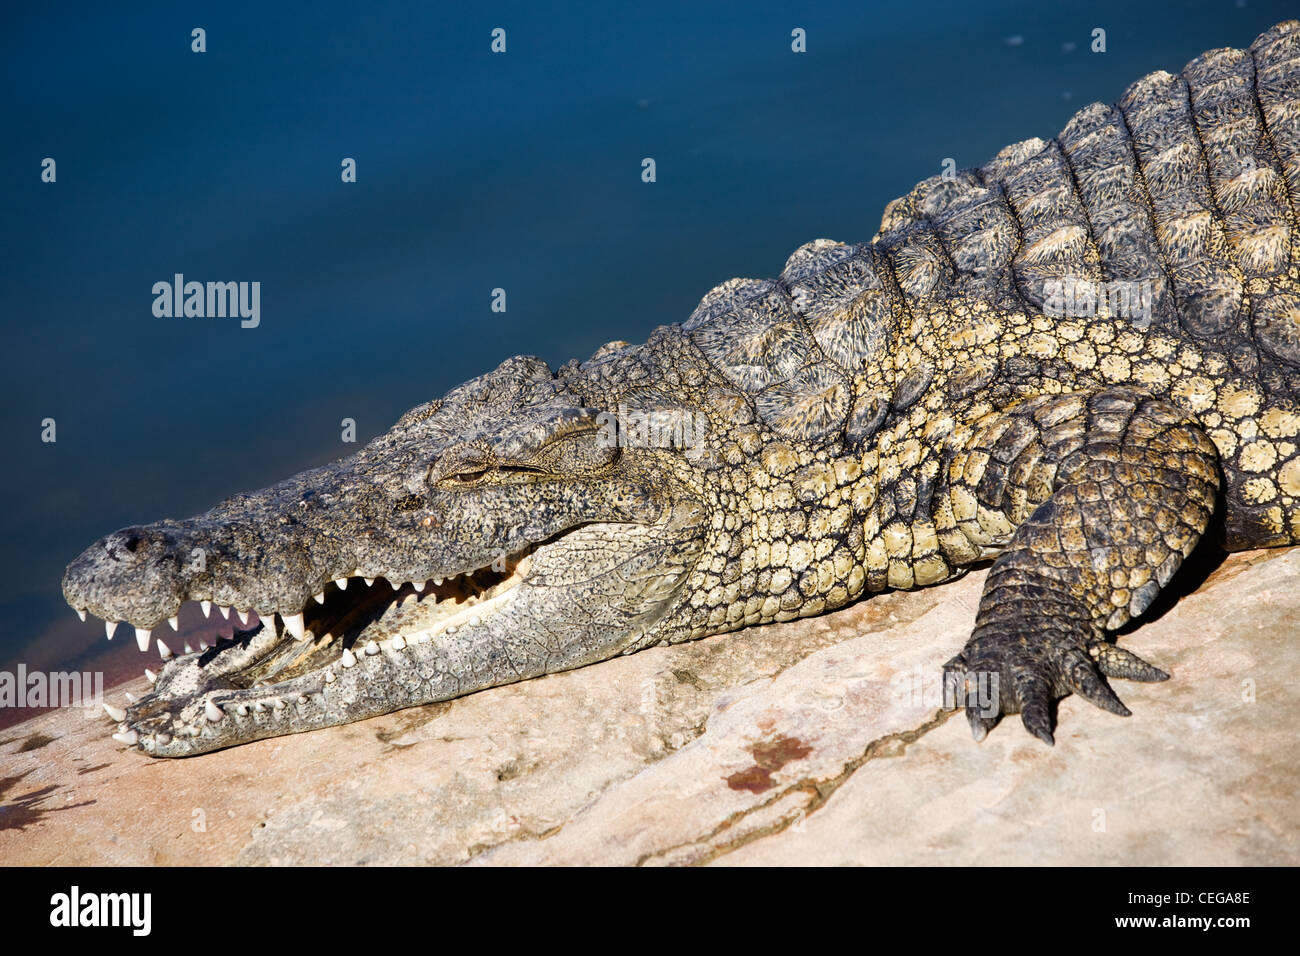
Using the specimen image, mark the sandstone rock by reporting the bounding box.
[1,547,1296,865]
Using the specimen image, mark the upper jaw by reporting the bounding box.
[62,463,666,654]
[61,506,547,654]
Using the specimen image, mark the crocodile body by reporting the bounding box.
[65,22,1300,755]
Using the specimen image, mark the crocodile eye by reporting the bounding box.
[447,468,488,483]
[428,449,492,486]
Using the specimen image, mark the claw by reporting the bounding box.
[1011,669,1056,745]
[1021,711,1055,746]
[1090,642,1168,682]
[1075,674,1131,717]
[965,707,996,742]
[1065,648,1132,717]
[945,657,1003,742]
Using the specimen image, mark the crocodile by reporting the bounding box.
[64,21,1300,756]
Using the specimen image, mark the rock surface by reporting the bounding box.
[1,547,1297,865]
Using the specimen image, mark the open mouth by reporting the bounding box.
[88,546,535,752]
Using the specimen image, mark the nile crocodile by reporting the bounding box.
[64,22,1300,756]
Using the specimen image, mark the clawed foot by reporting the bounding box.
[942,626,1168,745]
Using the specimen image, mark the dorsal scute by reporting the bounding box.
[685,277,812,393]
[779,239,896,375]
[754,362,853,442]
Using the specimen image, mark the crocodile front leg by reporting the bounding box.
[939,388,1221,744]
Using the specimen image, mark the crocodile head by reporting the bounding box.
[63,349,712,755]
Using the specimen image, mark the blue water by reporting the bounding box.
[0,0,1290,713]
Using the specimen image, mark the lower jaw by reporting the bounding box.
[133,646,451,756]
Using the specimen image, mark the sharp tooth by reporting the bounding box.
[112,730,139,746]
[313,591,326,605]
[157,639,173,660]
[323,668,336,683]
[469,615,481,626]
[413,581,426,592]
[77,608,87,622]
[364,578,375,587]
[283,612,305,640]
[390,635,406,650]
[199,640,209,650]
[334,577,348,590]
[184,643,194,654]
[298,694,309,704]
[105,620,118,640]
[253,701,265,713]
[144,668,157,684]
[103,702,126,722]
[236,704,249,716]
[135,627,151,652]
[201,600,212,617]
[413,631,430,644]
[364,640,380,656]
[446,625,458,634]
[124,691,137,703]
[168,615,179,631]
[204,699,224,722]
[218,605,231,619]
[271,698,285,710]
[390,579,401,590]
[261,612,276,634]
[433,577,443,586]
[237,609,249,625]
[341,648,357,668]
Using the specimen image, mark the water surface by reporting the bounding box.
[1,0,1288,720]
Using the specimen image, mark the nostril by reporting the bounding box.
[105,528,151,561]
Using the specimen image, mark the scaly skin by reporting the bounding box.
[65,22,1300,755]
